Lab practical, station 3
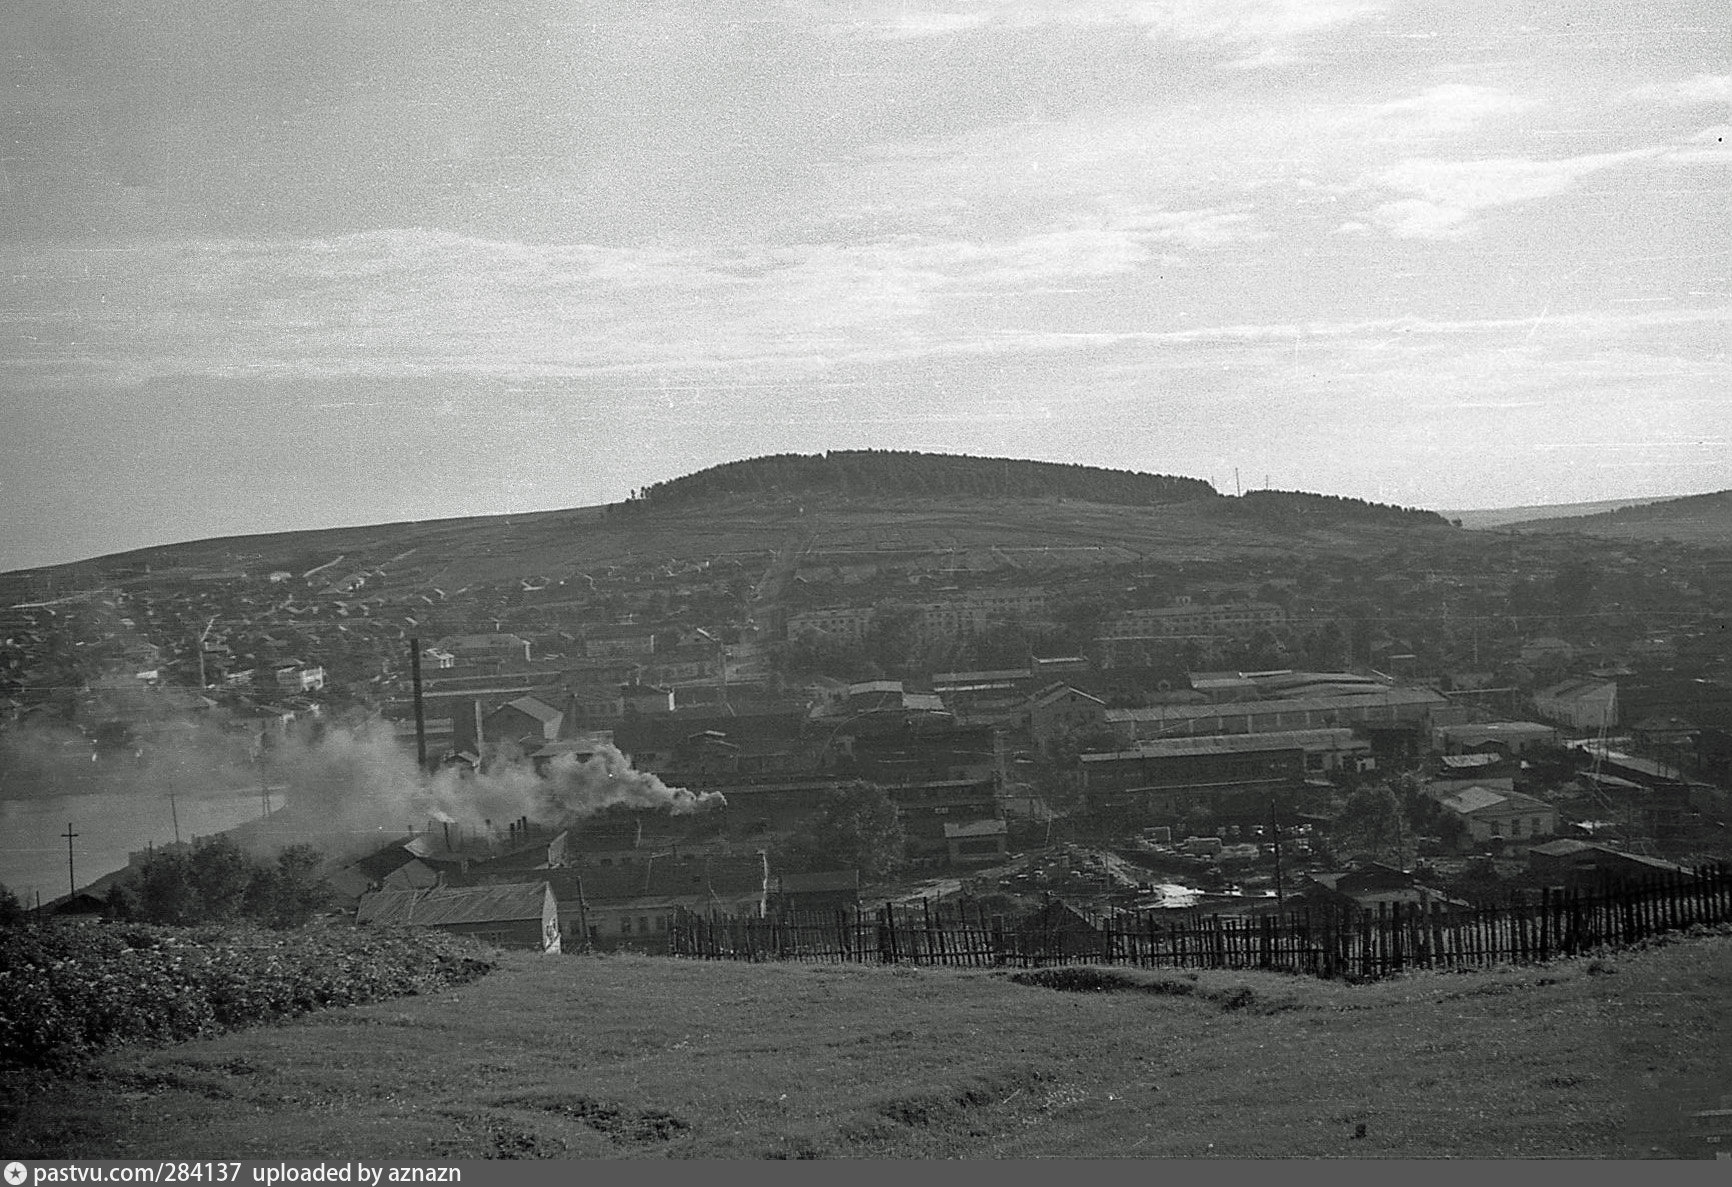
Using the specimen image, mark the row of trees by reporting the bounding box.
[2,837,335,930]
[123,837,332,928]
[616,451,1218,511]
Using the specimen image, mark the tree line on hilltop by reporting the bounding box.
[605,451,1452,528]
[1231,489,1453,528]
[608,451,1219,511]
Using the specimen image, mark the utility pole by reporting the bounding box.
[62,822,78,899]
[169,786,181,845]
[196,616,217,689]
[1270,798,1284,908]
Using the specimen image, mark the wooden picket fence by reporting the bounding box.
[668,863,1732,980]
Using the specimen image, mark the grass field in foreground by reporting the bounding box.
[4,930,1729,1160]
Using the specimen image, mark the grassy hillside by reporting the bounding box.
[4,929,1728,1159]
[3,452,1464,588]
[18,488,1458,594]
[1446,497,1677,530]
[1500,489,1732,544]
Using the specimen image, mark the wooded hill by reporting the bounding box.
[613,451,1449,528]
[3,453,1463,591]
[621,451,1216,508]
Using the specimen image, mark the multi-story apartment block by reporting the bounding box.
[787,606,876,642]
[1099,601,1286,641]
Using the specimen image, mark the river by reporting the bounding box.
[0,785,284,907]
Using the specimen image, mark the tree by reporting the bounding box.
[785,781,907,880]
[0,882,24,926]
[187,836,254,922]
[1332,783,1414,866]
[136,851,199,925]
[268,844,332,928]
[103,880,140,921]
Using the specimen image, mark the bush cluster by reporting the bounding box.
[109,837,333,929]
[0,921,497,1071]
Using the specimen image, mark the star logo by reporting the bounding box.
[4,1162,28,1186]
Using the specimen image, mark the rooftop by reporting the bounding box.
[1081,727,1363,763]
[356,881,549,928]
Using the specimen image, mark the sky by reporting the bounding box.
[0,0,1727,572]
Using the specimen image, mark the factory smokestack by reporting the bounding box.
[410,637,427,771]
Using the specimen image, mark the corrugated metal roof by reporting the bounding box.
[1441,753,1503,769]
[1081,728,1362,762]
[357,881,549,927]
[1105,687,1444,724]
[1437,721,1557,740]
[570,854,767,904]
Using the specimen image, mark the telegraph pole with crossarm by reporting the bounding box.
[62,822,79,899]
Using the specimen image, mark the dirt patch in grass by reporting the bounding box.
[506,1094,689,1145]
[1007,965,1294,1013]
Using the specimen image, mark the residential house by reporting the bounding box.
[1302,863,1465,911]
[434,634,533,665]
[583,625,658,659]
[786,605,876,642]
[1437,785,1559,845]
[769,870,862,916]
[1432,721,1560,756]
[1028,683,1108,754]
[1526,839,1699,888]
[1534,678,1618,731]
[944,818,1009,865]
[621,683,675,716]
[640,644,719,686]
[274,665,326,693]
[326,834,462,904]
[887,778,1001,860]
[485,695,564,749]
[552,852,770,952]
[1100,601,1285,642]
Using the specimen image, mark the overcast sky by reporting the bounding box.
[1,0,1727,571]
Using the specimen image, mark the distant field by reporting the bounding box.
[4,928,1728,1159]
[1446,497,1676,530]
[1494,490,1732,545]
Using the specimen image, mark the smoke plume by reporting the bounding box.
[262,718,721,856]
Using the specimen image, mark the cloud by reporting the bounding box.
[1626,74,1732,107]
[850,0,1382,49]
[872,10,992,39]
[1362,148,1662,237]
[1660,123,1732,165]
[1357,85,1535,140]
[1368,199,1475,239]
[0,212,1265,384]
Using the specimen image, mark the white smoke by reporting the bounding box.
[264,718,721,846]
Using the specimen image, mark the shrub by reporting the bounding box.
[0,920,497,1071]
